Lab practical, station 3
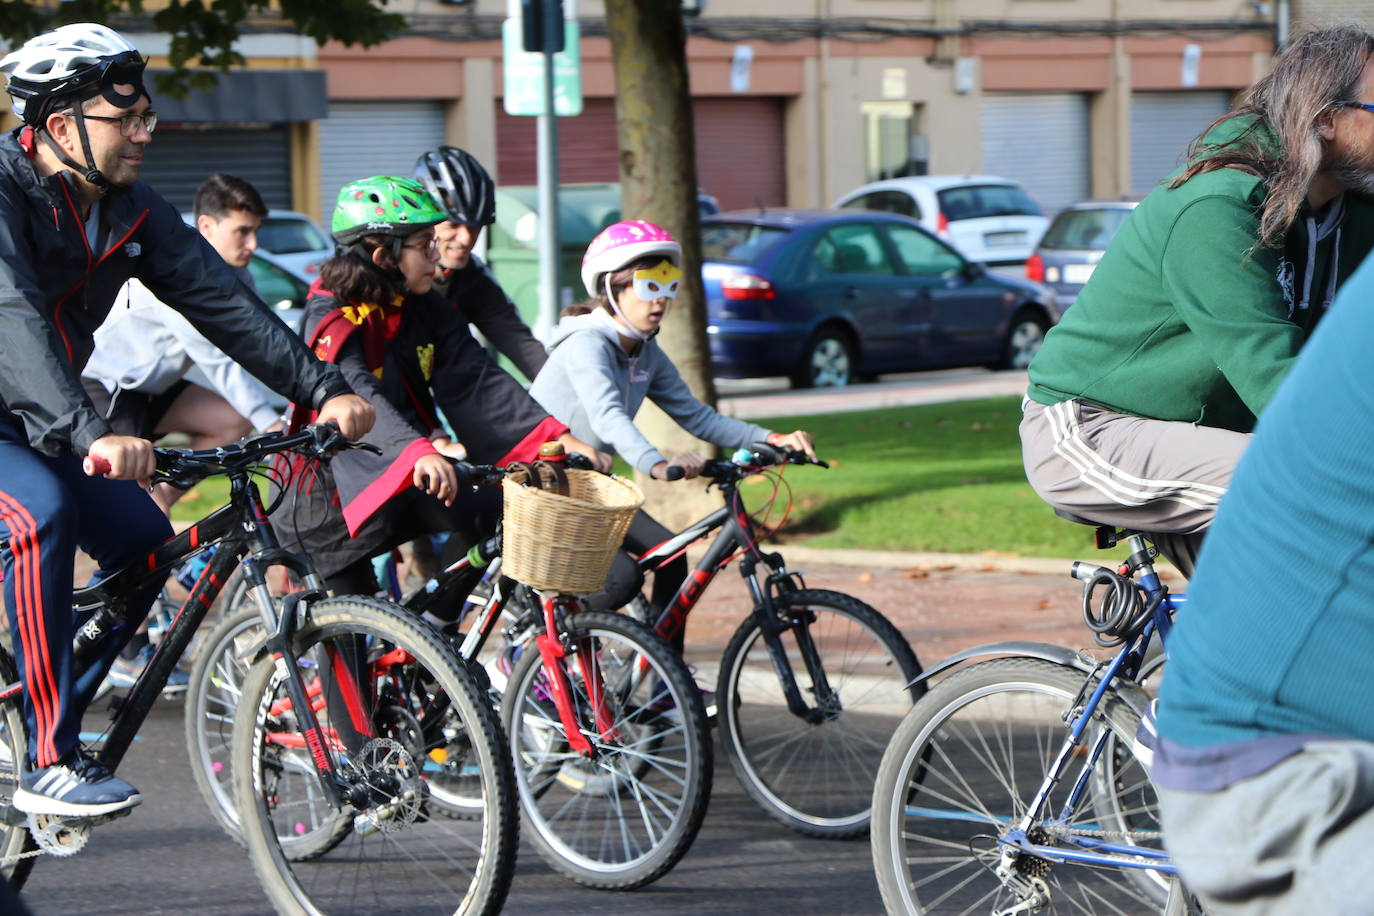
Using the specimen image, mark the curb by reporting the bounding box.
[773,544,1186,581]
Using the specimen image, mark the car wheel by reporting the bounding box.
[997,311,1048,370]
[792,331,854,388]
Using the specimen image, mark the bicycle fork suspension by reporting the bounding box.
[534,597,619,757]
[744,561,837,723]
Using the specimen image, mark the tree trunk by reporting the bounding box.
[605,0,721,530]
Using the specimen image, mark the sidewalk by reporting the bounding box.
[717,368,1028,421]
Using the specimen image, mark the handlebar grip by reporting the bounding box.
[83,455,112,477]
[664,465,686,481]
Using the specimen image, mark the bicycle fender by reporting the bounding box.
[905,640,1153,718]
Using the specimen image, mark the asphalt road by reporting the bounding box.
[16,695,884,916]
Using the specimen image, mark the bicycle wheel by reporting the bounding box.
[716,588,923,838]
[501,609,711,889]
[0,649,37,889]
[233,596,517,915]
[870,657,1167,915]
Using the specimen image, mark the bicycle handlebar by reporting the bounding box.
[83,423,381,483]
[700,442,829,482]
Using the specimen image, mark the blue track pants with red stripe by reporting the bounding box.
[0,418,172,768]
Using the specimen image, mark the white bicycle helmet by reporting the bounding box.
[580,220,682,298]
[1,23,146,126]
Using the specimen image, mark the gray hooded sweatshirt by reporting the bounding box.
[530,310,771,474]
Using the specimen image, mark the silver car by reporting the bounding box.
[1026,200,1139,309]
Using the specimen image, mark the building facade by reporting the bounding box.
[2,3,1288,224]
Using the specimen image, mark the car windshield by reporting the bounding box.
[701,223,789,264]
[937,185,1042,221]
[1039,207,1133,250]
[258,217,329,255]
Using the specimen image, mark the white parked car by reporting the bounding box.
[835,175,1049,265]
[256,209,333,278]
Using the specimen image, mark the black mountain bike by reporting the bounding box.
[0,426,517,915]
[634,443,925,838]
[191,454,711,891]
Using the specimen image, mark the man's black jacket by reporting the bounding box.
[0,129,348,455]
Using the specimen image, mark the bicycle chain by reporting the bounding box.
[1047,823,1163,842]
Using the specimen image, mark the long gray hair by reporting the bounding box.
[1171,25,1374,248]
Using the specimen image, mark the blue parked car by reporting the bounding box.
[702,210,1059,388]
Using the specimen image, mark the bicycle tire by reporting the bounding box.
[716,588,923,838]
[870,657,1167,915]
[0,648,37,890]
[501,609,711,889]
[232,596,517,915]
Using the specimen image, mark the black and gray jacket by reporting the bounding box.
[435,255,548,381]
[0,128,348,455]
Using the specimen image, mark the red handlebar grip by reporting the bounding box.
[83,455,112,476]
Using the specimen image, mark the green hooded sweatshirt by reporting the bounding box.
[1027,115,1374,433]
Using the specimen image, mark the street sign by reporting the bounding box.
[502,18,582,117]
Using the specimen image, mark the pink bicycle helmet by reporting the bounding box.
[580,220,681,298]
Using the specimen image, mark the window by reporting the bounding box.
[248,256,308,313]
[258,216,329,255]
[816,223,896,276]
[1039,207,1133,251]
[840,190,920,220]
[885,224,965,278]
[860,101,928,181]
[701,223,789,264]
[937,184,1042,221]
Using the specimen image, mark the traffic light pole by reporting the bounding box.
[537,47,560,337]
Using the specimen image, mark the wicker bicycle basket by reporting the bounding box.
[501,468,644,594]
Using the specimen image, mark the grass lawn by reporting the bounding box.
[749,395,1115,559]
[172,395,1115,559]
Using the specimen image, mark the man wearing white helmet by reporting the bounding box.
[0,23,374,817]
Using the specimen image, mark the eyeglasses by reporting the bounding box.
[1340,101,1374,116]
[402,238,439,256]
[79,111,158,136]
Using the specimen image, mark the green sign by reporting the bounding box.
[502,18,582,117]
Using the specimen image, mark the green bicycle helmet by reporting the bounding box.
[331,175,448,246]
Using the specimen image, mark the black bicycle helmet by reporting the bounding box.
[413,146,496,227]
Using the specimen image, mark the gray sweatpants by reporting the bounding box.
[1159,741,1374,916]
[1020,397,1251,576]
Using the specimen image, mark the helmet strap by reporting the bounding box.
[38,108,112,195]
[605,274,655,342]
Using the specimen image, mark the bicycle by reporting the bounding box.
[191,452,713,891]
[618,442,924,839]
[869,513,1201,915]
[0,426,518,915]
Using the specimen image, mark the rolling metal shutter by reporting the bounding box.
[495,98,619,185]
[138,125,292,212]
[1130,91,1231,195]
[694,97,786,211]
[981,93,1091,217]
[496,96,786,211]
[319,101,446,224]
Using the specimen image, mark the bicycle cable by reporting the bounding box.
[1079,567,1157,647]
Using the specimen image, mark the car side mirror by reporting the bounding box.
[962,261,985,280]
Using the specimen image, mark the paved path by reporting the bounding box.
[717,367,1027,420]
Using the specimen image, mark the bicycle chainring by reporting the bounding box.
[26,812,91,857]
